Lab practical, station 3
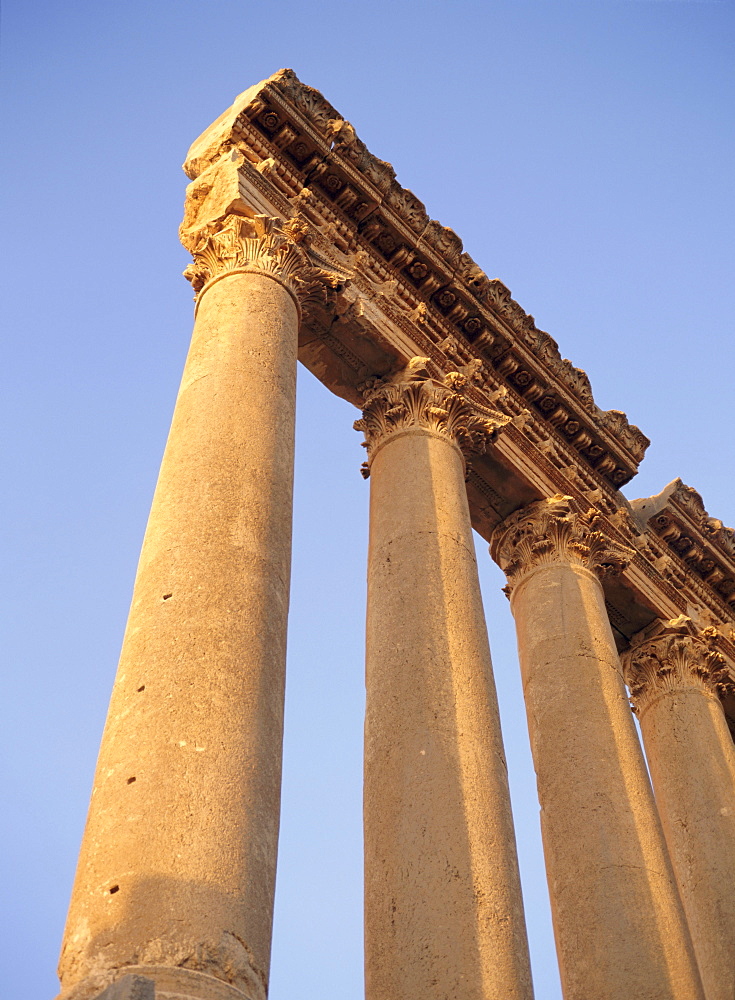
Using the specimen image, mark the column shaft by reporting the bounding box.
[58,268,299,1000]
[494,497,704,1000]
[626,627,735,1000]
[363,395,533,1000]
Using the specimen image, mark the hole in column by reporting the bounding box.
[162,593,172,601]
[109,885,120,894]
[127,776,136,784]
[137,685,145,692]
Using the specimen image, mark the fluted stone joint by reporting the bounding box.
[94,976,155,1000]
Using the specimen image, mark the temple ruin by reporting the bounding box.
[56,70,735,1000]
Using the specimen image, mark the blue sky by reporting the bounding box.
[2,2,733,998]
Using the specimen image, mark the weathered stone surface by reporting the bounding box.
[178,68,735,662]
[58,236,302,999]
[181,68,650,489]
[492,497,705,1000]
[56,71,735,1000]
[623,616,735,1000]
[114,967,250,1000]
[360,363,533,1000]
[632,478,735,616]
[95,976,155,1000]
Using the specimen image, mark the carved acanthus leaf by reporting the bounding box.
[353,357,509,477]
[212,68,650,478]
[622,616,733,715]
[183,213,347,308]
[669,481,735,557]
[490,494,634,593]
[272,68,342,134]
[419,221,463,267]
[328,119,397,193]
[384,185,429,233]
[639,479,735,606]
[596,409,650,464]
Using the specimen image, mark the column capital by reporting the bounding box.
[622,616,733,715]
[353,357,510,478]
[182,212,344,312]
[490,494,634,595]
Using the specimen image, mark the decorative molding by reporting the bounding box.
[633,478,735,612]
[183,213,346,309]
[353,357,510,478]
[490,494,634,595]
[622,616,733,716]
[181,73,735,688]
[261,74,648,467]
[182,69,650,486]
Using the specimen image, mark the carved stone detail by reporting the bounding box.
[633,478,735,612]
[353,357,509,478]
[182,70,654,485]
[669,480,735,560]
[95,975,155,1000]
[183,213,344,308]
[622,616,733,715]
[491,494,634,594]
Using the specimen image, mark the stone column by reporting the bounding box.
[356,361,534,1000]
[623,618,735,1000]
[491,496,705,1000]
[58,210,335,1000]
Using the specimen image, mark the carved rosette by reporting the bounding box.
[183,213,343,310]
[353,358,509,478]
[491,494,634,595]
[622,617,733,715]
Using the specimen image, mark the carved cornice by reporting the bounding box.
[632,479,735,613]
[181,74,735,686]
[181,68,649,487]
[491,494,634,595]
[353,357,510,477]
[182,213,345,311]
[622,616,733,716]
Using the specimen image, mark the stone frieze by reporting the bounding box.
[183,68,648,488]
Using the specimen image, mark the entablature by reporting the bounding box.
[184,69,649,490]
[632,480,735,615]
[182,69,735,701]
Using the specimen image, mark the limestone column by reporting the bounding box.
[356,361,534,1000]
[58,209,335,1000]
[623,619,735,1000]
[491,496,705,1000]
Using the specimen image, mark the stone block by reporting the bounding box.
[96,975,155,1000]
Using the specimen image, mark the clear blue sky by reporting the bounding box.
[2,2,733,998]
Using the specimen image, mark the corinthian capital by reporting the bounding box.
[491,494,634,594]
[178,148,346,309]
[353,358,509,478]
[622,616,732,715]
[182,213,344,309]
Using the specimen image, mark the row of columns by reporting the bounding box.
[58,211,734,1000]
